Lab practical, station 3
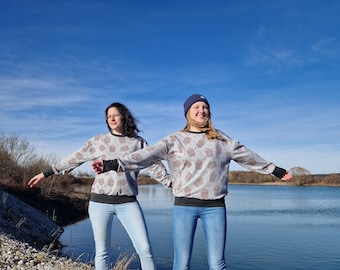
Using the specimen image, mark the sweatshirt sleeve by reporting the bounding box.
[231,141,276,175]
[118,139,168,172]
[53,139,96,174]
[145,162,172,188]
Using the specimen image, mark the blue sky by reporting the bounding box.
[0,0,339,175]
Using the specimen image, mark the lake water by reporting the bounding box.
[60,184,340,269]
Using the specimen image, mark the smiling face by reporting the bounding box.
[106,107,124,135]
[188,101,210,131]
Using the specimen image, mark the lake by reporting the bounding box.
[60,184,340,269]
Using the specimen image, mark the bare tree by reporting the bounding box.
[0,132,36,166]
[289,166,312,185]
[0,132,36,181]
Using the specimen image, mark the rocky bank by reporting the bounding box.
[0,187,94,269]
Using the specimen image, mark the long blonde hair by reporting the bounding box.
[182,113,223,140]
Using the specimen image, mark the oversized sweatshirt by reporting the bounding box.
[117,130,277,200]
[50,132,170,203]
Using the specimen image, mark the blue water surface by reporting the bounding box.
[60,184,340,270]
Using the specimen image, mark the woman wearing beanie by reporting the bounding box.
[92,94,292,270]
[28,102,171,270]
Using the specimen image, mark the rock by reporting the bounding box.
[0,187,94,269]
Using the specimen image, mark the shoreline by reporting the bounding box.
[0,187,94,269]
[1,182,339,269]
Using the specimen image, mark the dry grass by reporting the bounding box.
[112,254,136,270]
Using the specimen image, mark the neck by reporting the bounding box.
[189,125,202,132]
[111,130,123,135]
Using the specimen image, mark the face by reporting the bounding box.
[188,101,210,125]
[106,107,123,135]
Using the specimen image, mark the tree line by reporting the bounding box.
[1,131,339,190]
[1,132,339,224]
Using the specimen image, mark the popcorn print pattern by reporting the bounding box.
[187,148,195,157]
[53,133,168,197]
[195,160,203,170]
[119,130,276,200]
[205,148,214,157]
[201,189,209,199]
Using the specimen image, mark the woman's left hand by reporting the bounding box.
[281,173,293,181]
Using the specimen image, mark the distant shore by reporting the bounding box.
[230,181,340,187]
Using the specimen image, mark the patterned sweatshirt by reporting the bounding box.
[50,132,170,203]
[117,130,277,200]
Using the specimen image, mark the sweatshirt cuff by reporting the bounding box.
[103,159,119,173]
[43,167,54,177]
[272,166,287,179]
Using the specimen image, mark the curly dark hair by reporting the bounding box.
[105,102,141,138]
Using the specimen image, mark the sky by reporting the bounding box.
[0,0,339,175]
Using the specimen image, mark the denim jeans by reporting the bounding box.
[172,205,227,270]
[88,200,155,270]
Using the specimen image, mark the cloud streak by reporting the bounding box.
[0,1,339,174]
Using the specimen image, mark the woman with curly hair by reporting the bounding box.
[28,102,170,270]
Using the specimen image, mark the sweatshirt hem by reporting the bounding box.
[90,193,137,204]
[174,197,225,207]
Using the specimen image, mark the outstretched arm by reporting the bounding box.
[230,139,293,181]
[28,166,56,188]
[28,173,45,188]
[92,141,167,174]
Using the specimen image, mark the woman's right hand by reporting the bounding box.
[28,173,45,188]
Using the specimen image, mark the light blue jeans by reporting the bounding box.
[88,201,155,270]
[172,206,227,270]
